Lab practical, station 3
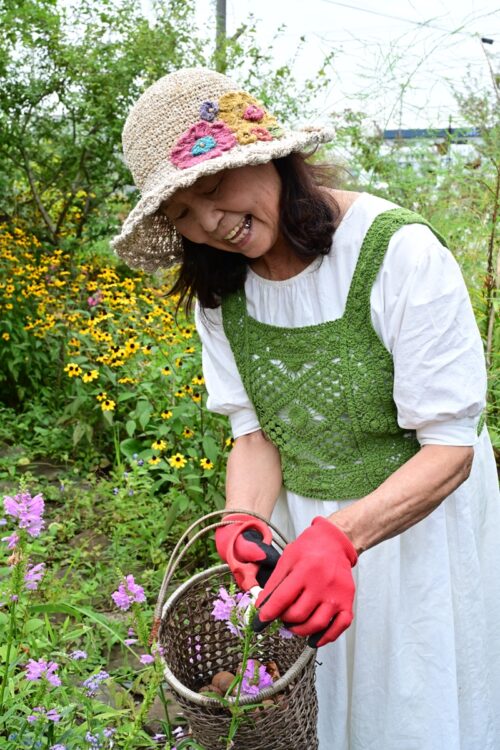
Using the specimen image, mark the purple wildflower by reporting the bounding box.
[28,706,61,722]
[3,492,45,537]
[69,649,87,660]
[211,588,252,638]
[0,517,7,525]
[81,670,109,697]
[51,745,67,750]
[25,659,61,687]
[279,626,294,639]
[111,574,145,611]
[139,654,154,665]
[2,532,19,550]
[240,659,273,697]
[211,587,234,622]
[24,562,45,590]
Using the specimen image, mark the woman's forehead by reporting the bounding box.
[166,171,224,207]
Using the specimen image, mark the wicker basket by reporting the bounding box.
[155,510,318,750]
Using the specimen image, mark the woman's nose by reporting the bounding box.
[195,199,223,234]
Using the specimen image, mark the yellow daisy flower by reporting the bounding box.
[200,458,214,471]
[225,437,235,448]
[182,427,194,439]
[191,374,205,386]
[2,332,10,341]
[82,370,99,383]
[191,392,201,403]
[101,399,115,411]
[151,439,167,451]
[64,363,83,377]
[149,455,161,466]
[168,453,187,469]
[161,410,173,420]
[161,367,172,376]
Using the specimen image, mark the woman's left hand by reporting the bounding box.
[253,516,358,647]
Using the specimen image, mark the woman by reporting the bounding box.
[113,68,500,750]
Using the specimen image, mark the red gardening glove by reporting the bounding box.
[215,513,280,591]
[253,516,357,647]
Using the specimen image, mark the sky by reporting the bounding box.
[143,0,500,130]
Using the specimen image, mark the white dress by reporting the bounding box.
[195,192,500,750]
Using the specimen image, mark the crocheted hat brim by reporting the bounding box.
[112,126,334,272]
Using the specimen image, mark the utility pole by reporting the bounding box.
[215,0,227,73]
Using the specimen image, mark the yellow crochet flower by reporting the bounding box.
[218,91,280,146]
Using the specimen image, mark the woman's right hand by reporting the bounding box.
[215,513,281,591]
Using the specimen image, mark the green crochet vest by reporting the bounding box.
[221,208,448,500]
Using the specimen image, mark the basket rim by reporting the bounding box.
[159,563,316,707]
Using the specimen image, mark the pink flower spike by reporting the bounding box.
[2,532,19,550]
[25,562,45,590]
[139,654,154,665]
[25,658,61,686]
[111,574,146,611]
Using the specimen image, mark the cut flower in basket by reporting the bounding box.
[211,585,294,640]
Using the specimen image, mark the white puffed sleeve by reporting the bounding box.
[371,224,487,446]
[194,302,261,438]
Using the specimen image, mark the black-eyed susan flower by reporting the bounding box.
[64,363,83,377]
[82,370,99,383]
[161,410,173,420]
[200,458,214,471]
[168,453,187,469]
[161,367,172,376]
[148,455,161,466]
[151,439,167,451]
[175,357,183,368]
[142,344,153,355]
[225,437,235,448]
[191,392,201,403]
[101,399,116,411]
[182,384,193,394]
[184,346,196,354]
[182,427,194,439]
[192,374,205,386]
[125,339,140,354]
[174,390,186,399]
[2,332,10,341]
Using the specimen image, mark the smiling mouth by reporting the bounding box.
[224,215,252,244]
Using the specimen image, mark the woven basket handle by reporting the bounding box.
[151,509,288,640]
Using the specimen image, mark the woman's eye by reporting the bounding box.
[205,181,220,196]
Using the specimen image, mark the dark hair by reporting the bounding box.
[169,151,340,310]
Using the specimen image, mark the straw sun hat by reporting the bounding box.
[111,67,334,272]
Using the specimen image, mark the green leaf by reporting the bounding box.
[119,437,144,458]
[29,603,138,656]
[23,617,46,633]
[202,435,220,463]
[125,419,136,437]
[73,420,87,446]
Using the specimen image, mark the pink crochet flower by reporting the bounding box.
[251,126,272,142]
[243,104,265,122]
[170,121,237,169]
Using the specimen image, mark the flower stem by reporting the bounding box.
[226,625,253,748]
[0,599,17,715]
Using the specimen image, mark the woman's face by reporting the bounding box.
[162,162,285,260]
